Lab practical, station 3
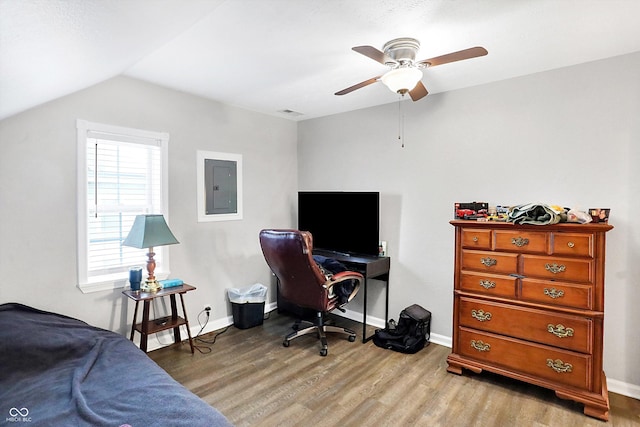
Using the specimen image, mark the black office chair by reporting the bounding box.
[259,229,364,356]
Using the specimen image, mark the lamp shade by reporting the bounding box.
[122,214,179,249]
[380,67,422,94]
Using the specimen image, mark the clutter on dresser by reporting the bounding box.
[507,203,566,225]
[454,202,489,220]
[589,208,610,223]
[453,202,610,226]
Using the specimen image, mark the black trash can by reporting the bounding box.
[231,302,265,329]
[228,284,267,329]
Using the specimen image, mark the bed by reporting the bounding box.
[0,303,232,426]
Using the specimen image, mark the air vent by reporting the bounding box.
[278,109,304,117]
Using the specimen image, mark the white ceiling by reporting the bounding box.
[2,0,640,122]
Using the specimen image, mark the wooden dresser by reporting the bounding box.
[446,220,613,421]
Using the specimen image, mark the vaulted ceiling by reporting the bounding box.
[2,0,640,121]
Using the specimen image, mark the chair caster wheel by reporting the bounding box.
[348,335,356,342]
[283,340,290,347]
[320,348,328,357]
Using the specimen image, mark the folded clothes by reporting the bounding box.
[507,203,565,225]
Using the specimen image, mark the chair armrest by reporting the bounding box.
[330,271,364,283]
[323,271,364,304]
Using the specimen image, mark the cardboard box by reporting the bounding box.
[454,202,489,220]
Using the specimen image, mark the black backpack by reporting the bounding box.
[373,304,431,354]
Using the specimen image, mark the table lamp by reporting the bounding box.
[122,214,179,292]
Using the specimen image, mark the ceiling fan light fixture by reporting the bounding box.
[381,67,422,94]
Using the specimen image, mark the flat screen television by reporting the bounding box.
[297,191,380,257]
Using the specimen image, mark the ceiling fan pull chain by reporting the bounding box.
[401,107,405,148]
[397,97,405,148]
[397,99,401,144]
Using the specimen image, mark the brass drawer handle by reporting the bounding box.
[545,263,566,274]
[547,324,574,338]
[547,358,573,373]
[544,287,565,299]
[511,237,529,247]
[471,309,492,322]
[472,236,479,242]
[567,242,575,248]
[481,257,497,267]
[470,340,491,352]
[479,279,496,289]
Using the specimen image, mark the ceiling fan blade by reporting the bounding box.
[352,45,390,64]
[417,46,488,68]
[335,76,381,96]
[409,81,428,101]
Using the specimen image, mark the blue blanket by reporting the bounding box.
[0,303,232,427]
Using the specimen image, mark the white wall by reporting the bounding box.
[0,76,297,337]
[298,52,640,395]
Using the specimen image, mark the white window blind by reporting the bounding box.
[77,120,170,293]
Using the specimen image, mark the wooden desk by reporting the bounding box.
[315,251,391,343]
[123,284,195,353]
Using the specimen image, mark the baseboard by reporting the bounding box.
[430,333,453,348]
[607,377,640,400]
[336,307,385,329]
[140,303,278,352]
[335,308,452,348]
[142,315,233,352]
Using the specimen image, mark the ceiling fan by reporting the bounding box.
[335,38,488,101]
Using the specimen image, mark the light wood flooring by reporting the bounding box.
[149,311,640,427]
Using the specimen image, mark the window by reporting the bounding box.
[76,120,170,293]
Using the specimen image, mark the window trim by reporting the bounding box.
[76,119,170,293]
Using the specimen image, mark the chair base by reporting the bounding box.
[283,313,356,356]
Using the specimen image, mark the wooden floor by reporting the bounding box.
[149,311,640,427]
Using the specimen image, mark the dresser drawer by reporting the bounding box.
[552,232,593,258]
[494,230,549,254]
[461,228,492,250]
[460,271,516,298]
[462,250,519,275]
[458,327,590,390]
[521,278,593,310]
[459,298,592,353]
[522,255,592,283]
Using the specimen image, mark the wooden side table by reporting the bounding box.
[123,284,196,353]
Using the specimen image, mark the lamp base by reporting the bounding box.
[141,279,162,293]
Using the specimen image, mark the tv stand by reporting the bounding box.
[315,250,390,343]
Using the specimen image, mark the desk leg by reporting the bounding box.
[179,294,195,354]
[384,275,390,328]
[362,278,369,343]
[140,301,150,352]
[130,301,139,341]
[169,294,182,344]
[362,275,390,343]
